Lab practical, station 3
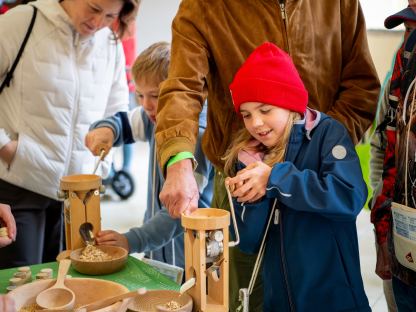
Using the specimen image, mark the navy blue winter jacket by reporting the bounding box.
[231,109,370,312]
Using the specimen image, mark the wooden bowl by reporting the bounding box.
[128,290,192,312]
[70,245,128,275]
[8,277,128,311]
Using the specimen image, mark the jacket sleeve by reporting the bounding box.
[0,5,34,149]
[326,0,380,144]
[123,208,183,254]
[266,120,367,221]
[155,0,208,169]
[90,107,152,146]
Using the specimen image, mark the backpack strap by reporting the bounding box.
[0,5,38,94]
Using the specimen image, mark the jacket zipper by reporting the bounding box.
[63,33,81,176]
[278,0,291,55]
[279,210,295,311]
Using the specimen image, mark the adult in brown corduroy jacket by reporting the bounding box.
[155,1,380,310]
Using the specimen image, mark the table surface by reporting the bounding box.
[0,256,179,294]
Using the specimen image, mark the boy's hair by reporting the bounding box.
[223,111,300,177]
[132,41,170,85]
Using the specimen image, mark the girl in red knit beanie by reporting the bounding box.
[224,43,370,312]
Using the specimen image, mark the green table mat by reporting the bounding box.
[0,256,179,294]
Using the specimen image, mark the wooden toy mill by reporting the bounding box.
[181,206,240,312]
[58,174,104,250]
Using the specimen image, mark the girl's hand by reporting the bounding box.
[226,161,272,203]
[96,230,129,252]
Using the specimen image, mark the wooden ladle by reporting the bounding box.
[36,259,75,310]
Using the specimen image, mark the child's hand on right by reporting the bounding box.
[226,161,271,203]
[96,230,129,252]
[84,127,114,157]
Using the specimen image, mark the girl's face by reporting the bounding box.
[61,0,123,36]
[240,102,291,147]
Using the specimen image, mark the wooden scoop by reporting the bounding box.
[36,259,75,310]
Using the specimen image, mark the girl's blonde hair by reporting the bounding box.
[223,111,300,177]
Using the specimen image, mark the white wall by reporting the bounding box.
[361,0,407,30]
[136,0,181,53]
[367,30,403,83]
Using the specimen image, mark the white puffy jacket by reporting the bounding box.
[0,0,128,199]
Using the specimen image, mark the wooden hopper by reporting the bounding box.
[59,174,103,251]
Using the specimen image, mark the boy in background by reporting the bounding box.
[85,42,213,273]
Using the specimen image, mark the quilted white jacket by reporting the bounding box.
[0,0,128,199]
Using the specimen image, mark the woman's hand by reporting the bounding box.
[0,141,17,167]
[226,161,272,203]
[0,203,16,248]
[96,230,129,252]
[375,241,392,280]
[84,128,114,157]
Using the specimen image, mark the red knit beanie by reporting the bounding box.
[230,42,308,114]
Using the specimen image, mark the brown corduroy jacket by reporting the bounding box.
[155,0,380,170]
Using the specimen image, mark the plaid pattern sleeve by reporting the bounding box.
[371,47,403,245]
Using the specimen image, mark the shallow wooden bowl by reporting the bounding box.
[8,277,128,311]
[128,290,192,312]
[70,245,128,275]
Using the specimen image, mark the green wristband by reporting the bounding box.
[166,151,195,168]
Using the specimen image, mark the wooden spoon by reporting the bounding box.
[74,288,146,312]
[36,259,75,310]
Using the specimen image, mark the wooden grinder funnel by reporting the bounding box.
[59,174,102,250]
[181,208,230,312]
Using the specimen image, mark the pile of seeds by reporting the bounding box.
[79,245,112,262]
[164,300,182,310]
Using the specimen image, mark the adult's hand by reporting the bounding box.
[0,295,16,312]
[0,140,17,167]
[226,161,271,203]
[84,127,114,157]
[159,159,199,218]
[375,241,392,280]
[0,203,16,248]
